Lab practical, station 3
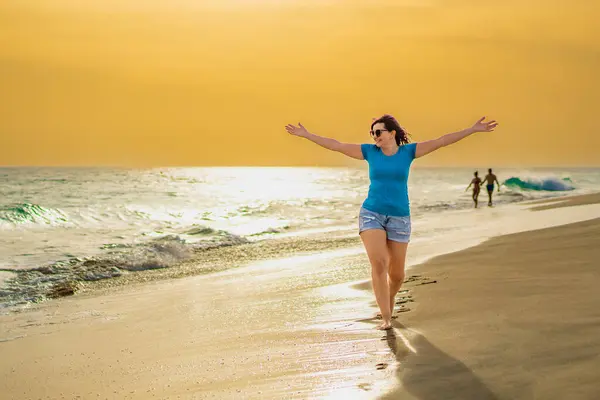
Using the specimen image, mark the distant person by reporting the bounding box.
[484,168,500,206]
[466,171,482,208]
[286,115,498,330]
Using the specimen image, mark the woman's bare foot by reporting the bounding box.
[375,312,398,320]
[377,320,393,330]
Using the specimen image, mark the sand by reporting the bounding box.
[1,194,599,399]
[383,217,600,400]
[527,192,600,211]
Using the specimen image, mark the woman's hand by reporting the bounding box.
[285,123,310,138]
[470,117,498,133]
[415,116,499,158]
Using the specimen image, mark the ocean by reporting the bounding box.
[1,166,599,308]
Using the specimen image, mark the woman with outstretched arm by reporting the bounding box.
[285,115,498,330]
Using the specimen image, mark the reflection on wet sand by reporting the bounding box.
[381,323,499,400]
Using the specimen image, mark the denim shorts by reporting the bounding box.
[358,207,412,243]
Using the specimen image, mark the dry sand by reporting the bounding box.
[527,192,600,211]
[385,218,600,399]
[1,194,599,399]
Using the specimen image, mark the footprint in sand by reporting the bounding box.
[375,362,388,370]
[376,314,399,320]
[404,275,437,286]
[395,296,414,305]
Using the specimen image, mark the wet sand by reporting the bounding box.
[0,247,402,399]
[1,194,599,399]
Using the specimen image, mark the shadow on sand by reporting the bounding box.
[379,322,499,400]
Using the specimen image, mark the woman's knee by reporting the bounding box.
[389,263,405,283]
[370,257,389,275]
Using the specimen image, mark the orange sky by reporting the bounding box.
[1,0,599,167]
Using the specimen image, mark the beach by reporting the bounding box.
[1,193,599,399]
[383,208,600,399]
[3,0,600,397]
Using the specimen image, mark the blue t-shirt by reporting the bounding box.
[361,143,417,217]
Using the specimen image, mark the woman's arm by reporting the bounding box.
[285,123,364,160]
[415,117,498,159]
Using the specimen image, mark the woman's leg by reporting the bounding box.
[387,240,408,314]
[359,229,392,329]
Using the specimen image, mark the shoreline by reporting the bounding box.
[3,190,599,312]
[0,193,599,398]
[527,192,600,211]
[0,231,363,310]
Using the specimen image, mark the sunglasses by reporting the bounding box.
[370,129,388,138]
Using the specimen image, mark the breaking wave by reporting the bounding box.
[503,177,575,192]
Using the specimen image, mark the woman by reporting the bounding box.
[466,171,483,208]
[285,115,498,330]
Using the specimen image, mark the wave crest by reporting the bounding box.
[0,203,68,225]
[503,177,575,192]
